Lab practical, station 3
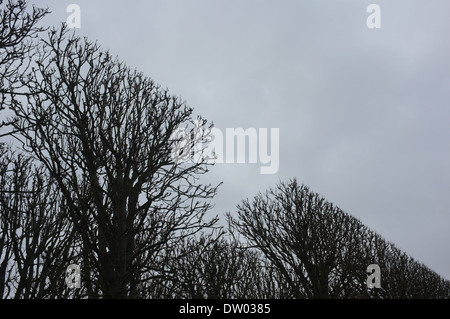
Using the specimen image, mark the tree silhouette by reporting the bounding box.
[8,26,219,298]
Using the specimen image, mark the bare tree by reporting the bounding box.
[0,144,79,299]
[228,178,450,299]
[0,0,48,129]
[9,26,220,298]
[364,234,450,299]
[153,231,259,299]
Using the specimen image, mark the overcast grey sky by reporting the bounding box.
[32,0,450,280]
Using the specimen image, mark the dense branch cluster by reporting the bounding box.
[228,179,450,299]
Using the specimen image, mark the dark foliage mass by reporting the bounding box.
[228,179,450,299]
[0,0,449,299]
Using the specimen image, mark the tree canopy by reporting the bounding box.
[0,0,448,299]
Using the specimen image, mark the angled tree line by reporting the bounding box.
[0,0,449,299]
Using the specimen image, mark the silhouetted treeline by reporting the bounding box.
[227,179,450,299]
[0,0,449,299]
